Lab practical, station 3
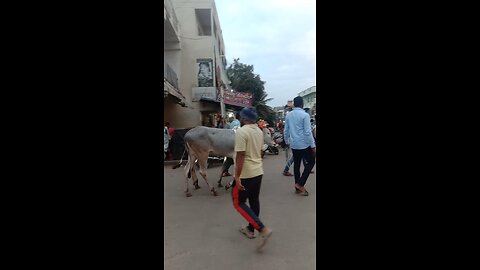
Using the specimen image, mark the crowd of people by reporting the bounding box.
[163,96,316,251]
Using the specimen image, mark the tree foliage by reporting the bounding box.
[227,58,276,125]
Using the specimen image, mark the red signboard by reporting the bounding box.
[222,91,253,107]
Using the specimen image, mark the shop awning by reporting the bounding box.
[164,79,186,101]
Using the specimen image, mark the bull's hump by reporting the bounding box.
[185,126,233,142]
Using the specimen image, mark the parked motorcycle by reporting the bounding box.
[260,141,279,157]
[263,133,280,156]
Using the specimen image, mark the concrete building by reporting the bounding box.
[273,106,285,123]
[163,0,231,129]
[298,86,316,117]
[164,0,185,108]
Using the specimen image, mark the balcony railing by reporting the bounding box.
[164,62,179,90]
[164,0,179,34]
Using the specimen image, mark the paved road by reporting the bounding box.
[164,150,316,270]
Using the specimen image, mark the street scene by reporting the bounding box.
[164,0,316,268]
[164,152,316,270]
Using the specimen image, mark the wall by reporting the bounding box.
[166,0,229,128]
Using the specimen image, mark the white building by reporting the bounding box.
[164,0,184,105]
[164,0,230,128]
[298,86,316,116]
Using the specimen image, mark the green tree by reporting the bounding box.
[227,58,276,125]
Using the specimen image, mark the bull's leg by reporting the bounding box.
[197,156,218,196]
[217,173,224,188]
[217,157,227,188]
[225,154,236,190]
[192,165,201,190]
[193,159,200,189]
[183,156,193,197]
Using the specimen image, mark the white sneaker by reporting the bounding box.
[257,227,272,251]
[239,226,256,239]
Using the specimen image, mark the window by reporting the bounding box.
[195,9,212,36]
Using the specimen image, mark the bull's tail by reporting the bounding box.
[172,146,188,169]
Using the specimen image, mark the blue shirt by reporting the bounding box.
[228,119,240,129]
[284,108,316,149]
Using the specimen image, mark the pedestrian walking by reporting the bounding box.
[232,107,272,251]
[279,121,310,176]
[282,154,311,176]
[284,96,316,196]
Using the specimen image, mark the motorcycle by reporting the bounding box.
[262,142,279,156]
[262,133,280,156]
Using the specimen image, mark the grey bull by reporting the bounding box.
[177,126,272,197]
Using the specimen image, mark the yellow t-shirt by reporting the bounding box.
[234,124,264,179]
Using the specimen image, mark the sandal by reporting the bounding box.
[298,190,309,196]
[239,226,256,239]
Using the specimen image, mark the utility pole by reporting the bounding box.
[220,86,225,118]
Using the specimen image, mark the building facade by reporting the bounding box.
[298,86,316,117]
[164,0,185,113]
[164,0,231,129]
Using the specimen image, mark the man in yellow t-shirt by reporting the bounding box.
[232,107,272,251]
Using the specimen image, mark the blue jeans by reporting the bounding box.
[292,147,316,187]
[284,155,308,172]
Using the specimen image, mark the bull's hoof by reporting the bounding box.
[194,185,201,190]
[185,192,192,197]
[212,190,219,196]
[218,183,223,188]
[225,183,231,190]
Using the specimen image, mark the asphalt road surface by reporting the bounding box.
[164,150,316,270]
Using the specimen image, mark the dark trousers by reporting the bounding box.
[222,157,234,173]
[231,175,264,232]
[292,147,316,187]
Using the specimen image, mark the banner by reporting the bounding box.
[197,59,213,87]
[223,91,253,107]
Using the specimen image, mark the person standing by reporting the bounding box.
[222,113,241,177]
[216,116,227,129]
[284,96,316,196]
[228,114,240,129]
[232,107,272,250]
[165,122,175,160]
[164,123,170,160]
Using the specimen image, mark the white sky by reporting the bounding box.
[215,0,316,107]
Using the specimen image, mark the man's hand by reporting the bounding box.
[235,176,245,191]
[311,147,316,156]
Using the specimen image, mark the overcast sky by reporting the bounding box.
[215,0,316,108]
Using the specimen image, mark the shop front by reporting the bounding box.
[200,90,254,126]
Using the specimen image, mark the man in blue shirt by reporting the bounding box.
[222,113,241,178]
[284,96,316,196]
[228,115,241,129]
